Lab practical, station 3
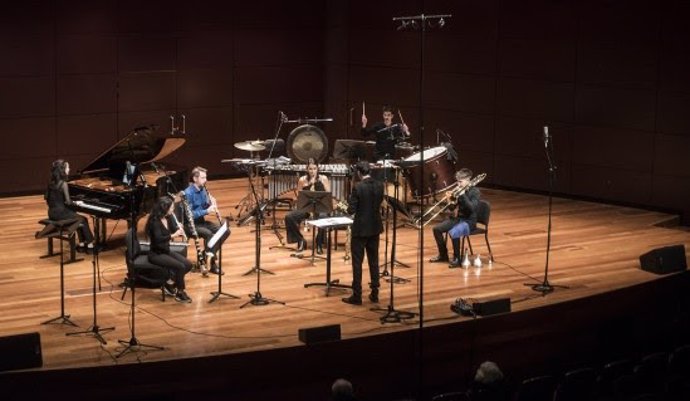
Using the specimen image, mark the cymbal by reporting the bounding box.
[234,141,266,152]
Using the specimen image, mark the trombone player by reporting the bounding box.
[429,168,481,267]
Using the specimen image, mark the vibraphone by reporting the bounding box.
[265,164,351,201]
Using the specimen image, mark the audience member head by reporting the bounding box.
[331,378,354,401]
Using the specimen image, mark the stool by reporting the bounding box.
[35,218,83,264]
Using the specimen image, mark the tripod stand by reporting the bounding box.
[41,219,80,327]
[117,182,165,358]
[209,221,239,303]
[241,165,284,308]
[67,215,114,344]
[525,127,568,295]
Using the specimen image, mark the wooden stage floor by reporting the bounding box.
[1,178,688,371]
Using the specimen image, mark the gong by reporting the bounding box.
[286,124,328,164]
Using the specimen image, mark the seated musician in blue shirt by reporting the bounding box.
[183,166,222,275]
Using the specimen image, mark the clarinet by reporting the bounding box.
[203,184,223,225]
[179,191,209,276]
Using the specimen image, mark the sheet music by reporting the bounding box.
[208,221,229,249]
[307,216,353,229]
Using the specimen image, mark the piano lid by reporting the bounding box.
[79,126,186,176]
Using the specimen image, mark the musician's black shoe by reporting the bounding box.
[296,239,306,252]
[175,290,192,303]
[316,244,323,255]
[429,254,449,263]
[163,282,177,297]
[210,264,224,275]
[448,258,461,268]
[341,295,362,305]
[369,291,379,303]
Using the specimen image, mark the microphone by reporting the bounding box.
[543,126,549,148]
[377,123,400,133]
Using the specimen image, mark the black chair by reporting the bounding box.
[121,229,169,302]
[462,199,493,262]
[597,358,636,399]
[553,367,598,401]
[634,352,669,394]
[668,344,690,378]
[513,375,557,401]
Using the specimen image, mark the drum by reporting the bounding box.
[402,146,457,198]
[286,124,328,164]
[395,142,416,159]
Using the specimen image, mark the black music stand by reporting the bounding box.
[290,190,332,263]
[208,220,239,303]
[66,215,115,344]
[333,139,368,163]
[304,218,353,296]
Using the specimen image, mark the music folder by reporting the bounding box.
[208,221,230,252]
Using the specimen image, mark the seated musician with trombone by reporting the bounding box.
[284,158,330,254]
[429,168,481,267]
[183,166,223,275]
[146,196,193,303]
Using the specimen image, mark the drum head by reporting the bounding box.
[286,124,328,164]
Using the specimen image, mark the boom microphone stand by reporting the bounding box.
[66,215,114,344]
[525,127,568,295]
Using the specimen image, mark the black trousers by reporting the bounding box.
[49,209,94,244]
[285,210,325,246]
[190,219,220,252]
[148,251,192,290]
[432,218,457,258]
[350,235,380,299]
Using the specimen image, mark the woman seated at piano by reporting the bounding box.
[285,158,330,254]
[145,196,193,303]
[45,159,94,250]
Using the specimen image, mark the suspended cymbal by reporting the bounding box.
[234,141,266,152]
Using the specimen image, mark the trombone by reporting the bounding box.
[413,173,486,228]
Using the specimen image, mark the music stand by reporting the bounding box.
[291,190,332,263]
[333,139,368,163]
[208,220,239,303]
[304,217,353,296]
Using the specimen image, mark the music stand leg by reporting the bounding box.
[303,228,351,296]
[209,249,240,303]
[42,226,79,327]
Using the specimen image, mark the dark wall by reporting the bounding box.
[2,0,689,223]
[331,0,690,223]
[0,0,325,192]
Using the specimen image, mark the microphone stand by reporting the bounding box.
[525,131,568,294]
[117,164,164,358]
[241,163,284,308]
[66,216,114,345]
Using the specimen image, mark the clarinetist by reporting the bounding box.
[183,166,222,275]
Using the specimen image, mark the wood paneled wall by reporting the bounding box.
[1,0,689,222]
[0,0,325,192]
[330,0,690,223]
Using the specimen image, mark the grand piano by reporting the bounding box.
[68,126,188,246]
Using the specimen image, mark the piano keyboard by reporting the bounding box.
[73,200,112,214]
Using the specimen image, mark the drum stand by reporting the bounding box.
[234,155,262,224]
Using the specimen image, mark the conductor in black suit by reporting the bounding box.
[342,162,384,305]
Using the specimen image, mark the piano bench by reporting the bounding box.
[35,218,83,264]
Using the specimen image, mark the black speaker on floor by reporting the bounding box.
[640,245,687,275]
[0,332,42,372]
[298,324,341,345]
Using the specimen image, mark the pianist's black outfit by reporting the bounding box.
[45,180,94,244]
[146,215,192,294]
[285,178,326,252]
[361,123,406,161]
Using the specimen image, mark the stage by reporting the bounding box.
[1,178,688,400]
